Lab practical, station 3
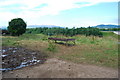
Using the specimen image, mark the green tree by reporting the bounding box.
[8,18,27,36]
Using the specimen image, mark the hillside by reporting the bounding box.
[93,24,119,29]
[27,25,63,28]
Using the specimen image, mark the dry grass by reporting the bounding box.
[2,32,118,68]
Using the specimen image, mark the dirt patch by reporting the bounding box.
[1,46,47,72]
[2,58,118,78]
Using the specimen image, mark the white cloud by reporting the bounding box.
[0,12,16,27]
[0,0,118,12]
[0,0,118,26]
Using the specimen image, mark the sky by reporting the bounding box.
[0,0,119,28]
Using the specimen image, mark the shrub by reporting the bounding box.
[47,42,57,52]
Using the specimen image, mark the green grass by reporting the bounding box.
[2,37,20,47]
[102,31,118,39]
[59,45,118,68]
[2,32,118,68]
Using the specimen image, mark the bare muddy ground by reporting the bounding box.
[3,58,118,78]
[1,46,47,72]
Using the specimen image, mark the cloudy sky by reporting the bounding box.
[0,0,118,28]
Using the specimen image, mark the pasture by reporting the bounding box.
[2,32,119,68]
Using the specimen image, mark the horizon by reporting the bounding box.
[0,0,118,28]
[1,24,119,29]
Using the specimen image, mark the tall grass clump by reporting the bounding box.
[47,42,57,52]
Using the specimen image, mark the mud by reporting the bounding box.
[1,47,118,78]
[2,58,118,78]
[1,46,47,72]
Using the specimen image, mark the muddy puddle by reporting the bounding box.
[1,46,47,72]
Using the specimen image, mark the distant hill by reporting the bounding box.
[1,24,119,29]
[27,25,64,28]
[1,25,64,29]
[93,24,119,29]
[1,26,7,30]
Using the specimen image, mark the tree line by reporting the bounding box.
[100,28,120,31]
[4,18,119,37]
[25,27,103,37]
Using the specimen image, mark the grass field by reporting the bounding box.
[2,32,119,68]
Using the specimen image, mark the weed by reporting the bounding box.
[47,42,57,52]
[2,32,118,68]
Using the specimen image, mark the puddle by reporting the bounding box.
[1,59,42,72]
[2,50,6,53]
[12,50,16,53]
[1,47,47,72]
[2,55,7,57]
